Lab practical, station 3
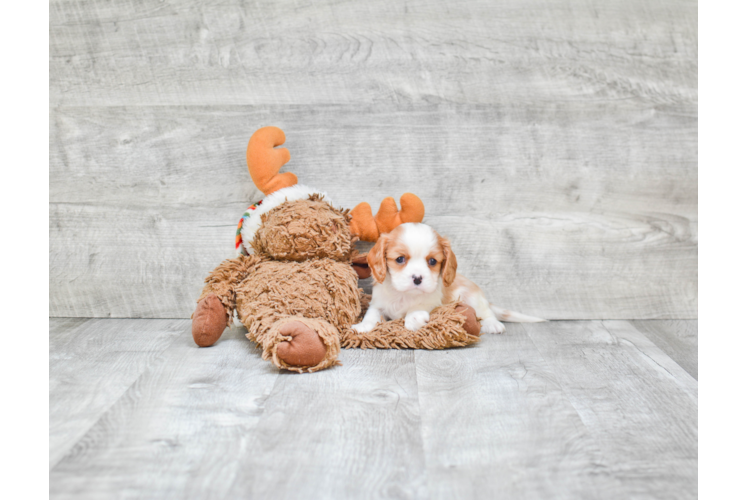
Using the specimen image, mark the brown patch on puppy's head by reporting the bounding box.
[252,195,355,262]
[367,224,410,283]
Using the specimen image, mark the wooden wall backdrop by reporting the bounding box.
[50,0,697,320]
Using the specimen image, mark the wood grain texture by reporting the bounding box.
[50,203,237,318]
[630,320,698,379]
[50,323,426,499]
[49,318,184,468]
[50,0,696,107]
[50,104,696,319]
[414,324,612,499]
[49,104,697,215]
[50,324,281,499]
[49,0,697,319]
[522,320,697,499]
[50,319,697,499]
[224,349,426,499]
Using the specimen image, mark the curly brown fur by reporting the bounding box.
[197,255,267,326]
[341,300,481,350]
[236,258,360,341]
[251,195,356,262]
[358,290,372,315]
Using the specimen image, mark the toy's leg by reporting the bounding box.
[250,316,341,373]
[192,255,263,347]
[192,294,228,347]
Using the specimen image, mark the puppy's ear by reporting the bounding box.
[439,235,458,287]
[367,233,389,283]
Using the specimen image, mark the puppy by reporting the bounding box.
[352,223,543,333]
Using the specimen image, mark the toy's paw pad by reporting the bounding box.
[276,321,327,367]
[404,310,430,331]
[192,294,228,347]
[480,317,506,334]
[455,303,481,336]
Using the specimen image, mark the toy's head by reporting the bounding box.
[251,194,354,262]
[241,126,427,265]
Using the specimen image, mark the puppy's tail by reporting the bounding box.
[489,304,546,323]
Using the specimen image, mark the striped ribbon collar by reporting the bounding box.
[235,200,263,256]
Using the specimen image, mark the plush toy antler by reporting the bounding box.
[246,126,298,195]
[350,193,425,242]
[246,126,423,241]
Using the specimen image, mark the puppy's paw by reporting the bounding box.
[404,310,430,331]
[352,321,376,333]
[480,317,506,334]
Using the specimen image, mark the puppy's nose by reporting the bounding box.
[412,275,423,285]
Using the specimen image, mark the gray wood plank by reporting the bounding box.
[49,318,90,342]
[522,321,697,499]
[629,320,697,379]
[50,325,281,499]
[49,318,184,468]
[50,104,696,319]
[50,0,696,107]
[49,318,699,499]
[49,203,235,318]
[431,212,695,320]
[224,349,426,499]
[50,104,696,217]
[414,324,615,499]
[49,201,695,320]
[50,332,425,499]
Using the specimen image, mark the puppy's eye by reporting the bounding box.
[395,256,405,264]
[428,258,437,266]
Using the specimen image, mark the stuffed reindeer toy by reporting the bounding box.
[191,127,483,372]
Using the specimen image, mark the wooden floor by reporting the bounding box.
[49,319,697,499]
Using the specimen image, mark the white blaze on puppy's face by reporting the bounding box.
[384,223,446,294]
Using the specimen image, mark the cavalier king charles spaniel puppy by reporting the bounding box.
[352,223,543,333]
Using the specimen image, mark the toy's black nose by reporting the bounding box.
[412,275,423,285]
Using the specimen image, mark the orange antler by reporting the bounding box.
[350,193,425,242]
[246,126,298,195]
